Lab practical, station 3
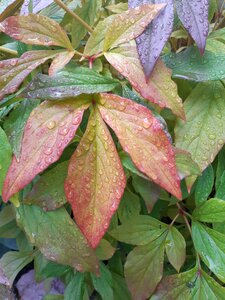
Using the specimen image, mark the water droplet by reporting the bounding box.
[47,120,56,129]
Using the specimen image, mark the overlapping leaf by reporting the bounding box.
[0,50,61,100]
[0,0,24,22]
[103,3,165,51]
[16,205,99,273]
[175,82,225,172]
[175,0,209,54]
[97,93,182,199]
[192,222,225,282]
[20,0,54,15]
[0,14,73,49]
[105,42,185,119]
[128,0,174,79]
[152,267,225,299]
[0,127,12,196]
[65,109,126,248]
[164,47,225,81]
[193,198,225,223]
[22,67,119,100]
[2,96,90,202]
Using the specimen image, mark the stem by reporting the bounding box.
[0,46,18,56]
[54,0,93,33]
[169,213,180,228]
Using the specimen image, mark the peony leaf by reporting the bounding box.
[175,0,209,54]
[20,0,54,15]
[105,41,185,119]
[128,0,174,79]
[22,67,119,100]
[0,0,24,22]
[48,50,75,76]
[97,93,182,199]
[2,96,90,202]
[0,50,62,100]
[103,3,165,51]
[0,14,73,49]
[65,108,126,248]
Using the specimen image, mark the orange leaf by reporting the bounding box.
[2,97,91,202]
[65,108,126,248]
[96,93,182,199]
[105,41,185,119]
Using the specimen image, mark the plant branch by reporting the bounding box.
[54,0,94,33]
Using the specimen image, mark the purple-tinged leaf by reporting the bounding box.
[175,0,209,54]
[0,50,61,101]
[128,0,174,79]
[20,0,54,15]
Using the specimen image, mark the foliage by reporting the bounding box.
[0,0,225,299]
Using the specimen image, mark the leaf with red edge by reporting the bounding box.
[20,0,54,15]
[65,108,126,248]
[103,3,166,51]
[128,0,174,79]
[2,96,91,202]
[0,14,73,50]
[175,0,209,54]
[96,93,182,200]
[105,41,185,119]
[0,50,62,100]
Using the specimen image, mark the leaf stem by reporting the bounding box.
[54,0,94,33]
[169,213,180,228]
[0,46,18,56]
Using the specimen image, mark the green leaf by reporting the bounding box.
[91,263,113,300]
[163,47,225,81]
[64,272,87,300]
[193,198,225,222]
[104,3,165,51]
[120,152,148,179]
[216,148,225,190]
[0,0,23,22]
[117,189,141,223]
[165,227,186,272]
[22,67,119,100]
[24,161,69,211]
[109,215,167,246]
[194,165,214,206]
[216,171,225,199]
[111,272,131,300]
[0,127,12,195]
[44,295,64,300]
[175,82,225,173]
[4,99,39,158]
[70,0,100,49]
[152,267,225,299]
[0,250,34,286]
[95,239,115,261]
[106,3,128,14]
[0,205,20,238]
[175,149,201,180]
[16,205,99,274]
[132,175,161,213]
[125,232,167,300]
[192,221,225,282]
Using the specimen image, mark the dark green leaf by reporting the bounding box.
[91,263,113,300]
[4,99,39,158]
[64,272,87,300]
[117,189,141,223]
[216,171,225,200]
[0,127,12,195]
[192,221,225,282]
[22,68,119,100]
[163,47,225,81]
[195,165,214,206]
[111,272,131,300]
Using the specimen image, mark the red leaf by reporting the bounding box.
[97,93,182,199]
[2,97,91,202]
[0,50,61,100]
[65,108,126,248]
[0,14,73,49]
[105,41,185,120]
